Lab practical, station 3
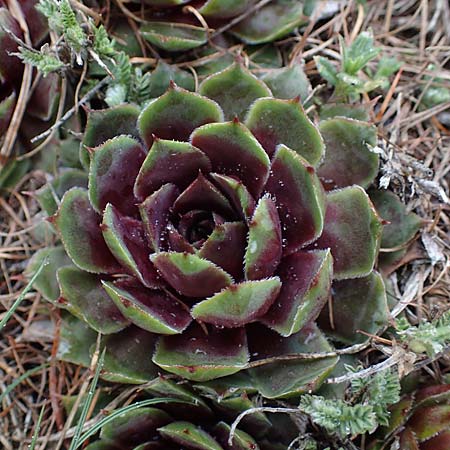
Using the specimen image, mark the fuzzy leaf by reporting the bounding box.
[199,0,252,18]
[230,0,308,44]
[312,186,382,279]
[81,104,140,169]
[199,63,272,120]
[151,252,233,298]
[100,408,171,447]
[369,189,422,249]
[209,173,256,220]
[54,188,120,274]
[198,222,247,281]
[192,278,281,328]
[102,203,159,287]
[148,60,195,98]
[158,422,222,450]
[246,97,324,165]
[265,145,325,253]
[57,267,129,334]
[100,326,159,383]
[214,422,260,450]
[102,279,191,335]
[134,138,211,202]
[191,120,270,198]
[153,325,249,381]
[140,22,207,52]
[409,404,450,442]
[26,246,73,302]
[319,271,388,344]
[248,323,338,398]
[89,135,146,216]
[261,64,311,101]
[245,196,282,280]
[261,249,332,337]
[317,118,378,190]
[172,171,234,219]
[139,183,180,252]
[138,85,223,148]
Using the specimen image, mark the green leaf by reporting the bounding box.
[341,32,380,75]
[140,22,207,52]
[191,278,282,328]
[199,63,272,120]
[158,422,222,450]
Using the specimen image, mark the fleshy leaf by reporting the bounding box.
[153,325,249,381]
[191,278,281,327]
[318,271,388,344]
[209,173,256,220]
[214,422,260,450]
[261,249,333,337]
[148,60,195,98]
[151,252,233,297]
[421,431,450,450]
[369,189,422,249]
[172,172,234,219]
[265,145,325,253]
[81,104,140,169]
[399,428,420,450]
[139,183,180,252]
[191,120,270,198]
[408,404,450,442]
[198,222,247,281]
[261,63,311,101]
[320,103,369,121]
[89,135,146,216]
[138,85,223,148]
[230,0,308,44]
[199,63,272,120]
[245,196,282,280]
[158,422,222,450]
[102,279,191,335]
[54,188,120,274]
[140,22,207,52]
[100,326,159,383]
[248,323,338,398]
[36,169,88,216]
[102,203,159,287]
[246,98,324,165]
[57,313,97,367]
[317,118,378,190]
[145,378,213,419]
[200,0,252,18]
[100,408,171,447]
[57,267,129,334]
[26,246,73,302]
[134,138,211,202]
[312,186,382,280]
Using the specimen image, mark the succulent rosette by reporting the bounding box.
[136,0,314,51]
[30,63,389,398]
[75,377,297,450]
[371,384,450,450]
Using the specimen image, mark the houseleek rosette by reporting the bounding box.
[31,63,389,398]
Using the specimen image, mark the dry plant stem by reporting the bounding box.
[0,0,32,169]
[16,77,68,161]
[30,77,110,144]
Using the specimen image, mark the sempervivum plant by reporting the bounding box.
[31,63,389,398]
[136,0,314,51]
[370,384,450,450]
[76,377,298,450]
